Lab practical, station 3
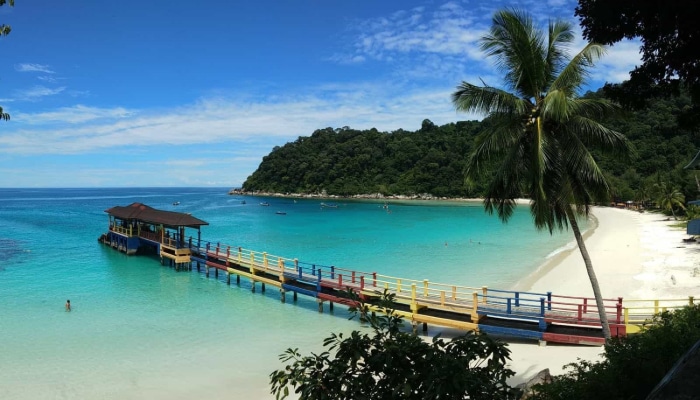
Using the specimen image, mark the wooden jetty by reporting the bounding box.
[99,203,698,346]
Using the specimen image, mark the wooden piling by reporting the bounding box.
[422,322,428,332]
[318,299,323,313]
[280,289,286,303]
[251,280,256,293]
[227,272,231,285]
[293,291,297,302]
[261,283,266,293]
[205,266,209,278]
[236,274,240,285]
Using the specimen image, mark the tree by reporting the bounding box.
[654,181,686,220]
[269,291,519,400]
[575,0,700,125]
[0,0,14,121]
[452,9,631,339]
[530,305,700,400]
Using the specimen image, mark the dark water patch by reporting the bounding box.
[0,237,28,270]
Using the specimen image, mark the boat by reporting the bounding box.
[275,211,287,215]
[320,202,338,208]
[172,201,180,206]
[260,202,270,206]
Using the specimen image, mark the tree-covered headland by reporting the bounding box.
[242,87,700,206]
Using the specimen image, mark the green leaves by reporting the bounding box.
[269,290,519,400]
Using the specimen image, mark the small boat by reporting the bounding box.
[275,211,287,215]
[172,201,180,206]
[320,202,338,208]
[260,202,270,206]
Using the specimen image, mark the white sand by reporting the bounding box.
[507,207,700,385]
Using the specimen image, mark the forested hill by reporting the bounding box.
[241,90,700,200]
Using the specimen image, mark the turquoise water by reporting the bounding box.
[0,188,577,399]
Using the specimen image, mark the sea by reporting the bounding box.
[0,187,581,399]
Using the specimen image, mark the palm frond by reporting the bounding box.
[452,82,529,115]
[550,43,606,96]
[545,19,575,85]
[481,9,547,99]
[565,115,633,158]
[465,113,524,179]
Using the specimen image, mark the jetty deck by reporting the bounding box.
[100,203,698,346]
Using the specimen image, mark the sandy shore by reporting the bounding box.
[507,207,699,385]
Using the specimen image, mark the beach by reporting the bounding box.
[1,189,698,400]
[507,206,699,385]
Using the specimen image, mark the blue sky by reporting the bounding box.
[0,0,641,188]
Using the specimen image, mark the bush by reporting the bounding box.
[269,290,520,400]
[530,305,700,400]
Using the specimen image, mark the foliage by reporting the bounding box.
[242,95,699,211]
[575,0,700,126]
[530,305,700,400]
[686,204,700,221]
[243,121,483,197]
[269,290,519,400]
[654,181,686,220]
[452,9,632,339]
[575,0,700,96]
[0,0,14,121]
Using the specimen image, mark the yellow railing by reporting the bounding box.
[194,243,699,335]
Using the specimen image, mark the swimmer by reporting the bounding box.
[65,299,71,312]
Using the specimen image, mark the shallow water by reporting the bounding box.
[0,188,578,399]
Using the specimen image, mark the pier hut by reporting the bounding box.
[100,203,208,268]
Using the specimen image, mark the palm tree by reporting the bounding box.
[654,182,685,220]
[634,182,651,209]
[452,9,631,339]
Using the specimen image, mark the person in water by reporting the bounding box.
[65,299,71,312]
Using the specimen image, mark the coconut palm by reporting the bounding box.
[634,182,651,209]
[452,9,631,339]
[654,182,685,220]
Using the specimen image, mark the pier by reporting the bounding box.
[100,203,698,346]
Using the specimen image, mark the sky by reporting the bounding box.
[0,0,642,188]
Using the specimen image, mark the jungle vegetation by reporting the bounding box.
[242,87,700,207]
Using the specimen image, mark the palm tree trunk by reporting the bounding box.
[565,206,612,340]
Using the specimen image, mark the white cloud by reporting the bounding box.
[13,85,66,101]
[0,81,476,156]
[15,63,55,74]
[594,40,642,83]
[14,105,133,124]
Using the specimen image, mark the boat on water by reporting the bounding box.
[173,201,180,206]
[260,202,270,206]
[275,211,287,215]
[320,202,338,208]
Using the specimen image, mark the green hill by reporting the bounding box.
[242,90,700,201]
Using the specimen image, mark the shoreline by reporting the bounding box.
[506,206,698,385]
[511,212,600,293]
[228,188,533,205]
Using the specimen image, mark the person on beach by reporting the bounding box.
[65,299,71,312]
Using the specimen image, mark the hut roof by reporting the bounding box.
[104,203,208,228]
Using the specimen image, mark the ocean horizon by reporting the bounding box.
[0,187,582,399]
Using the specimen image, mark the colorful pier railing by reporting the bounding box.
[105,229,698,346]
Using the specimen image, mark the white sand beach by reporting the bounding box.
[507,206,700,385]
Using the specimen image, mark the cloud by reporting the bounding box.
[14,105,133,124]
[15,63,55,74]
[594,40,642,83]
[13,85,66,101]
[0,81,477,156]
